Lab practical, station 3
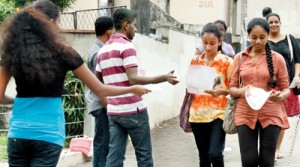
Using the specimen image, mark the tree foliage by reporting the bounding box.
[50,0,76,12]
[0,0,15,22]
[8,0,76,12]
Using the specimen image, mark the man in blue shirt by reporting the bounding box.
[85,16,114,167]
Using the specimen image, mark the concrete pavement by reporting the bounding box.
[73,115,300,167]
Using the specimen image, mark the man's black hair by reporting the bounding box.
[95,16,114,36]
[113,8,136,31]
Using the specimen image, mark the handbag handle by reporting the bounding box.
[287,34,293,62]
[238,54,242,88]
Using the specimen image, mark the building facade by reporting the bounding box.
[64,0,300,39]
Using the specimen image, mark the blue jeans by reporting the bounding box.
[7,138,62,167]
[91,108,109,167]
[191,119,226,167]
[106,110,153,167]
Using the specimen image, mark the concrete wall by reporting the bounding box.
[169,0,230,25]
[247,0,300,37]
[63,0,300,38]
[114,0,130,7]
[62,30,199,132]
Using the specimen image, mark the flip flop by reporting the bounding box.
[275,150,284,159]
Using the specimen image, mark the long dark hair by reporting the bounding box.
[0,4,76,84]
[247,18,278,88]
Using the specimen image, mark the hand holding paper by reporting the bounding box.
[186,65,217,95]
[269,90,284,102]
[245,87,272,110]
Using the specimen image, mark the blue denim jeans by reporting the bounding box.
[191,118,226,167]
[91,108,109,167]
[106,110,153,167]
[7,138,62,167]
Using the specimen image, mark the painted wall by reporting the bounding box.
[63,0,300,38]
[114,0,130,7]
[247,0,300,37]
[62,30,199,134]
[169,0,229,25]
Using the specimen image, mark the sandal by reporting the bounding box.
[275,150,284,159]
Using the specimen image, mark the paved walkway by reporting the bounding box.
[74,116,300,167]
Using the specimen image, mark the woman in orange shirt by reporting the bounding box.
[229,18,290,167]
[189,23,233,167]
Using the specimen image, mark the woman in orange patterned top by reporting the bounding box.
[189,23,233,167]
[229,18,290,167]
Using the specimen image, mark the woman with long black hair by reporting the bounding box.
[0,0,149,166]
[229,18,290,167]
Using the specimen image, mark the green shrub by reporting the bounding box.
[0,0,15,23]
[63,71,85,147]
[8,0,77,12]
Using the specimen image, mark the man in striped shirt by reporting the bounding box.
[96,8,179,167]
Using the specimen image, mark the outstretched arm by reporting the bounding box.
[126,67,179,85]
[73,64,151,97]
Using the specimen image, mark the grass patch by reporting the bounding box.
[0,132,8,161]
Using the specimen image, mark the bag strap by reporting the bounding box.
[287,34,294,62]
[238,54,242,88]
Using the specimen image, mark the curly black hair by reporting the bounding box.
[0,7,77,84]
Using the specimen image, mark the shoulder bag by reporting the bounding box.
[179,55,200,132]
[223,54,242,134]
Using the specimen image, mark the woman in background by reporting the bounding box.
[195,20,235,57]
[267,12,300,160]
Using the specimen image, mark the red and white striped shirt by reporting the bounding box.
[96,33,147,115]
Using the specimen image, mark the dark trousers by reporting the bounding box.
[91,108,109,167]
[191,119,226,167]
[237,122,280,167]
[7,138,62,167]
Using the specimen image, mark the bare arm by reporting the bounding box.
[73,64,150,97]
[96,71,108,108]
[125,67,179,85]
[204,89,229,97]
[295,63,300,77]
[0,67,14,104]
[229,86,248,98]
